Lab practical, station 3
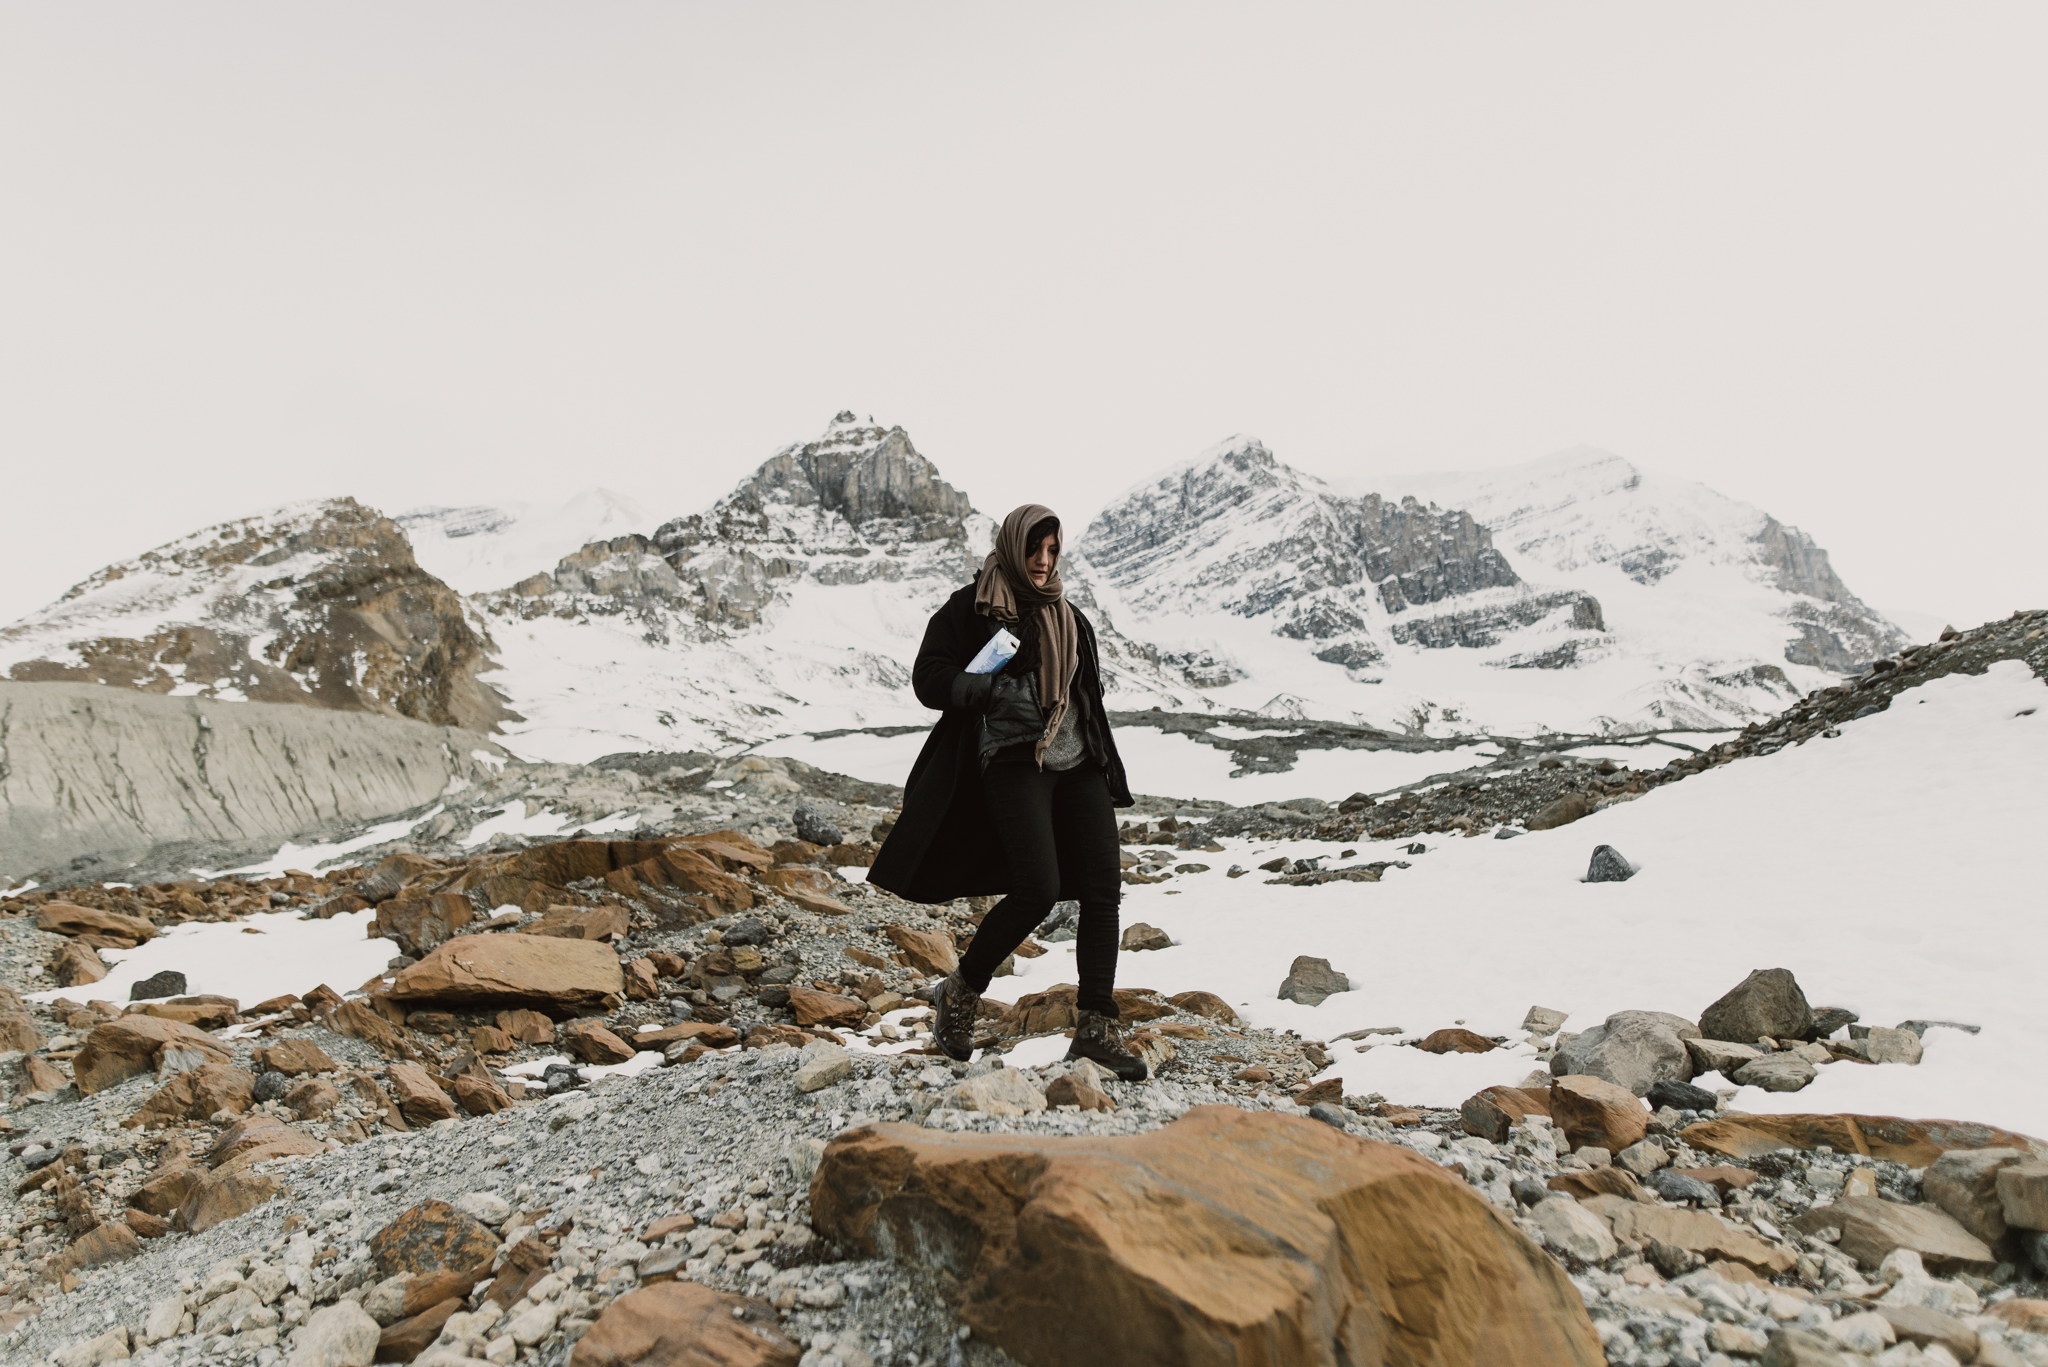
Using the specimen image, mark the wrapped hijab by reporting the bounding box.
[975,504,1080,767]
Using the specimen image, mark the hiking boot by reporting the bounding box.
[931,971,981,1063]
[1066,1008,1148,1082]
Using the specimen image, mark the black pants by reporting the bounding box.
[956,760,1122,1016]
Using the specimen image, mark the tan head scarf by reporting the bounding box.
[975,504,1080,767]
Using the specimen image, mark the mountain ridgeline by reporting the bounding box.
[0,414,1909,750]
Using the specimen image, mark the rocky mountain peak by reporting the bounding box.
[699,416,975,542]
[0,498,515,732]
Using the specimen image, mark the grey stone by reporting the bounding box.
[287,1299,381,1367]
[252,1071,292,1103]
[1585,845,1635,882]
[1646,1079,1718,1112]
[1549,1010,1699,1096]
[1615,1139,1669,1177]
[792,802,843,847]
[129,970,188,1001]
[1277,956,1351,1007]
[1531,1196,1618,1262]
[1510,1175,1550,1207]
[1898,1019,1980,1038]
[720,917,770,947]
[1645,1169,1721,1206]
[1864,1026,1924,1065]
[1307,1102,1349,1130]
[1037,901,1080,942]
[1521,1005,1569,1037]
[1733,1054,1817,1092]
[1810,1007,1859,1038]
[794,1046,853,1094]
[1494,826,1525,839]
[1698,967,1815,1044]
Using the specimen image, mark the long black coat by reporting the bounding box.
[867,583,1133,904]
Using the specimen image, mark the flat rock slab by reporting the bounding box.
[1590,1199,1795,1275]
[1679,1114,2047,1167]
[73,1016,232,1095]
[811,1104,1602,1367]
[1791,1195,1996,1275]
[572,1280,798,1367]
[388,933,623,1013]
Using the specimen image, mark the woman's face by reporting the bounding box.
[1026,532,1059,588]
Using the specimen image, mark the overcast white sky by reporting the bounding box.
[2,5,2042,630]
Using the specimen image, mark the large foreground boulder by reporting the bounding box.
[811,1105,1601,1367]
[388,933,624,1014]
[1550,1011,1698,1096]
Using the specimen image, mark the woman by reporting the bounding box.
[867,504,1146,1080]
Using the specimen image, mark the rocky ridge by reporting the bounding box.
[0,498,513,734]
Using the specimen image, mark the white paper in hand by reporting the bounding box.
[964,628,1020,675]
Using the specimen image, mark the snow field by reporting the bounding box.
[1001,663,2048,1136]
[28,908,396,1010]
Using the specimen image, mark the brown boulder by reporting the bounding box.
[343,1072,411,1132]
[326,998,413,1058]
[812,1105,1601,1367]
[389,934,624,1014]
[1525,793,1596,831]
[623,959,660,1001]
[385,1063,458,1125]
[883,924,958,977]
[562,1020,638,1065]
[530,904,630,941]
[253,1037,340,1076]
[453,1071,511,1116]
[209,1114,323,1169]
[644,951,688,979]
[572,1280,798,1367]
[635,1021,740,1050]
[285,1077,342,1120]
[181,1171,282,1232]
[1989,1301,2048,1335]
[1549,1075,1649,1153]
[1420,1028,1497,1055]
[787,986,867,1030]
[73,1015,231,1094]
[373,891,474,957]
[377,1297,464,1362]
[136,1001,236,1028]
[126,1208,171,1239]
[121,1064,255,1129]
[54,1221,142,1273]
[496,1009,556,1044]
[780,885,852,915]
[1044,1074,1115,1113]
[1007,985,1172,1036]
[22,1054,68,1093]
[1678,1114,2047,1167]
[1461,1086,1552,1143]
[1923,1148,2027,1245]
[1293,1078,1343,1106]
[1168,991,1239,1024]
[35,902,157,943]
[50,940,107,987]
[369,1198,501,1279]
[1546,1168,1645,1201]
[1670,1166,1759,1197]
[129,1155,205,1217]
[1999,1160,2048,1231]
[471,1025,515,1053]
[1791,1196,1996,1275]
[0,984,44,1053]
[758,866,834,896]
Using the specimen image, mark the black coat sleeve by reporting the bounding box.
[911,589,995,714]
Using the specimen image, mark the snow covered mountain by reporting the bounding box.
[467,414,1205,760]
[0,497,512,732]
[1087,437,1906,735]
[397,488,651,595]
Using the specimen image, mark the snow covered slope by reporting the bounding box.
[1021,660,2048,1135]
[1087,436,1904,736]
[397,488,651,595]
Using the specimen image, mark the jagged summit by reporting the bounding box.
[1372,445,1905,672]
